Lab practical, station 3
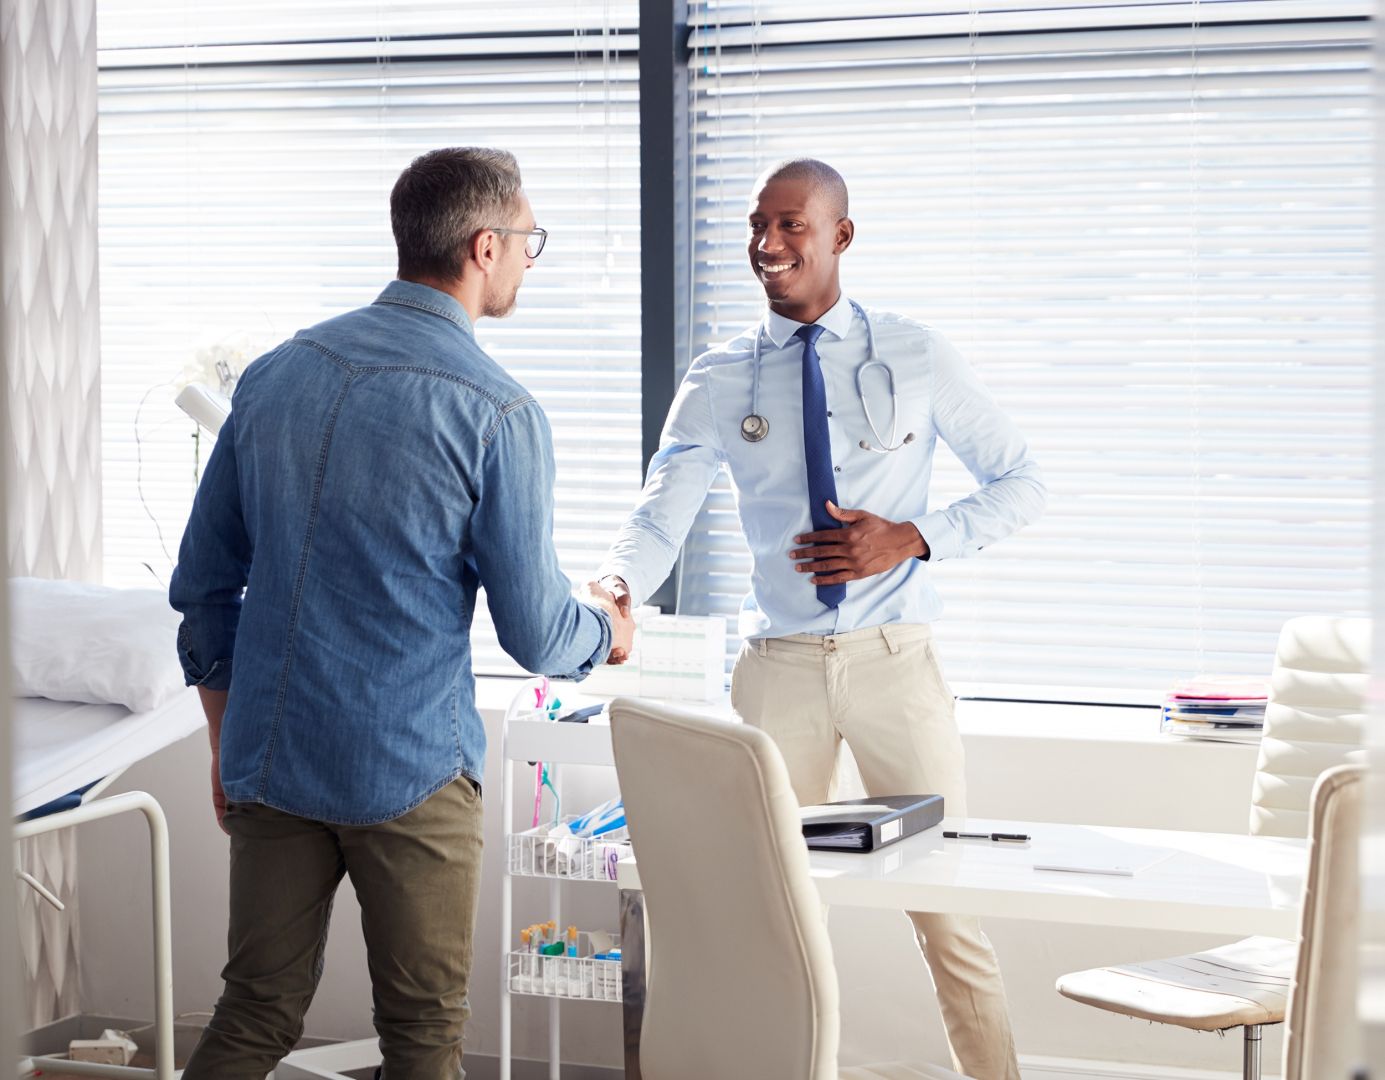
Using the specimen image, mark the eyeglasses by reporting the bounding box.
[489,226,547,260]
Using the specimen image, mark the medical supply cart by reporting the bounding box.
[500,706,628,1080]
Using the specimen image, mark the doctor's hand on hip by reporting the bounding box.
[790,500,929,585]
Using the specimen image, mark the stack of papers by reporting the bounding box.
[1160,675,1269,744]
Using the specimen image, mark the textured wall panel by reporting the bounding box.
[13,832,79,1028]
[3,0,102,582]
[1,0,101,1028]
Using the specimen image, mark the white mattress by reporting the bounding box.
[12,689,205,816]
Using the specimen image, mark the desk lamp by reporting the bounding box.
[174,384,231,436]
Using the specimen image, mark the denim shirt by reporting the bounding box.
[169,280,612,825]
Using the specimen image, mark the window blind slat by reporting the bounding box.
[98,11,642,677]
[681,10,1371,701]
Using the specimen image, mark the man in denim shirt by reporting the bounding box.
[170,147,632,1079]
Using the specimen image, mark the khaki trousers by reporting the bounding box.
[731,623,1020,1080]
[182,776,484,1080]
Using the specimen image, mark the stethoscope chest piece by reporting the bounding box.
[740,413,770,442]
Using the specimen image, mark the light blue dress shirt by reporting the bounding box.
[600,294,1046,640]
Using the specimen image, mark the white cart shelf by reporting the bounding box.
[500,715,624,1080]
[509,819,631,881]
[508,947,623,1002]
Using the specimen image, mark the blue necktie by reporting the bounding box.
[796,323,846,609]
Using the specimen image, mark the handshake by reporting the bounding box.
[578,575,635,665]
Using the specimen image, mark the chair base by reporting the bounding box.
[1243,1023,1262,1080]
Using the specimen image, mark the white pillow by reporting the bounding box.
[8,577,185,713]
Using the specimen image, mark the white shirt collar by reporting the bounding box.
[764,293,855,349]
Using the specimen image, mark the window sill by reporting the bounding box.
[475,675,1259,753]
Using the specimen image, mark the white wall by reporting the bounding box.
[77,687,1272,1075]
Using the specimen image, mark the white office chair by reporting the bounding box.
[608,697,970,1080]
[1281,763,1364,1079]
[1055,616,1368,1080]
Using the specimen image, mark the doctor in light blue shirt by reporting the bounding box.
[597,158,1043,1080]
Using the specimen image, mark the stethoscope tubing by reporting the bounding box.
[746,299,912,452]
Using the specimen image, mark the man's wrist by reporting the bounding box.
[900,521,928,562]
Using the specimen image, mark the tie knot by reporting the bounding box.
[795,323,826,348]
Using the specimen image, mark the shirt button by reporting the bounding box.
[827,410,833,417]
[834,466,842,473]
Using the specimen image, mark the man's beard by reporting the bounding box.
[483,282,519,319]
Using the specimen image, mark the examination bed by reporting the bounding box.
[14,689,204,1079]
[10,575,206,1080]
[15,692,204,818]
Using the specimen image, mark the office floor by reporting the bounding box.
[19,1016,196,1077]
[29,1058,376,1080]
[19,1017,358,1078]
[28,1049,184,1078]
[24,1052,379,1079]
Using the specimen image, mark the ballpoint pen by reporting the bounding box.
[944,830,1031,842]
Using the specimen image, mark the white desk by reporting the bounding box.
[805,816,1303,936]
[614,817,1307,1077]
[619,816,1306,936]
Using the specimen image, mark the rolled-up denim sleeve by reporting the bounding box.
[472,400,611,680]
[168,411,251,690]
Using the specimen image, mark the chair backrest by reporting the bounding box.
[609,698,840,1080]
[1250,616,1369,837]
[1282,763,1365,1080]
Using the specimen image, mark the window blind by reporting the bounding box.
[97,2,643,675]
[680,3,1372,700]
[99,3,638,50]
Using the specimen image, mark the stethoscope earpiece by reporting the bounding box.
[859,434,916,455]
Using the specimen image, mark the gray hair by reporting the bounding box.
[759,157,849,220]
[391,147,523,282]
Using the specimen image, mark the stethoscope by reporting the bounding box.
[740,299,916,454]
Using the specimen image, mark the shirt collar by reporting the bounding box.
[763,293,854,349]
[373,279,475,337]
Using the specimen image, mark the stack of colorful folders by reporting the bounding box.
[1160,676,1270,744]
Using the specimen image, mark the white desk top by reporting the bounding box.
[617,816,1307,939]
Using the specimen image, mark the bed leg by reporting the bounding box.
[14,790,175,1079]
[137,793,174,1080]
